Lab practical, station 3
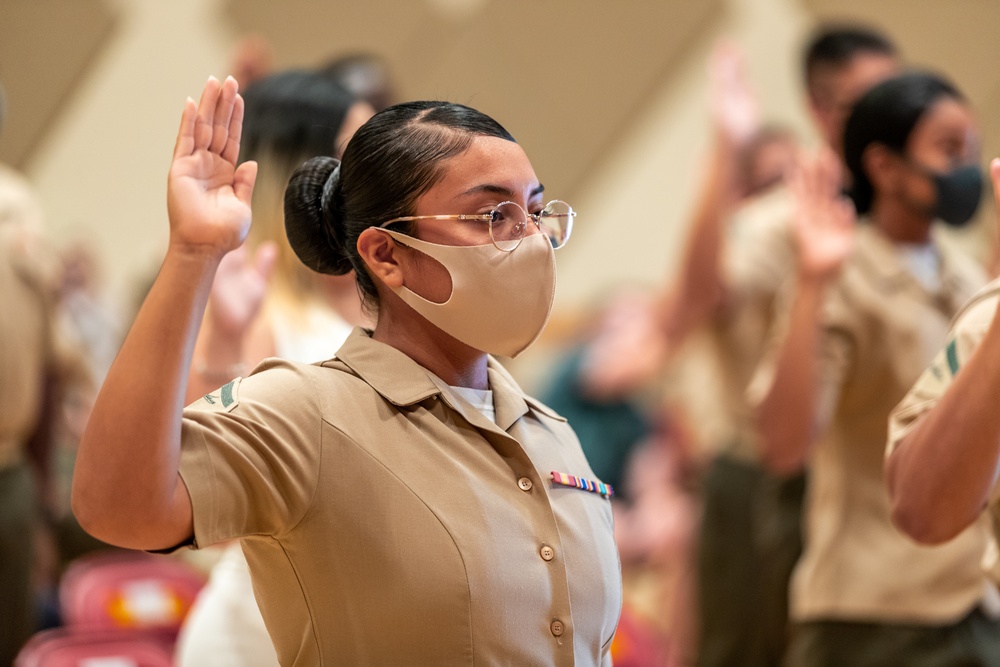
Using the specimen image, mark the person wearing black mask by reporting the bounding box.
[752,71,1000,666]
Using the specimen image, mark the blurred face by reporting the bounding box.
[878,97,979,220]
[334,101,376,159]
[809,53,899,155]
[744,135,797,198]
[396,135,543,302]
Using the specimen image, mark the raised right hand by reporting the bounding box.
[790,148,856,282]
[167,76,258,255]
[709,42,759,147]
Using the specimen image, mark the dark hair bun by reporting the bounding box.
[284,156,352,275]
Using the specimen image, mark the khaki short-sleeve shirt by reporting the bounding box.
[179,328,622,666]
[887,277,1000,584]
[761,223,994,623]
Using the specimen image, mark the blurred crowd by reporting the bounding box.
[3,19,1000,667]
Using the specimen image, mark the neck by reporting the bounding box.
[322,276,374,328]
[372,297,489,390]
[869,197,932,245]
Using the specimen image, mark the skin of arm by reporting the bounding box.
[659,130,737,349]
[754,150,855,476]
[660,44,758,352]
[886,159,1000,544]
[72,76,257,550]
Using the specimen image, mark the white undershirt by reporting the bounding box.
[896,242,941,294]
[449,385,497,424]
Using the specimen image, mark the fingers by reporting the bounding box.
[172,97,197,159]
[209,76,239,155]
[222,94,245,165]
[253,241,280,282]
[194,77,222,151]
[233,160,258,206]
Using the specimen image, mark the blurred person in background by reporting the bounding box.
[753,71,1000,666]
[320,52,396,113]
[0,80,78,664]
[655,26,898,667]
[175,69,373,667]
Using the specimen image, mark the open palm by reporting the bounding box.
[791,148,856,281]
[167,76,257,254]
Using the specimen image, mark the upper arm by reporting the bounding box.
[179,365,324,548]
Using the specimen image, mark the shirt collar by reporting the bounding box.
[853,222,966,297]
[328,328,561,431]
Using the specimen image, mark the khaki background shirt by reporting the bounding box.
[761,223,994,623]
[0,194,55,469]
[179,328,622,666]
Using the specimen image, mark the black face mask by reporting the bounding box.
[906,160,983,227]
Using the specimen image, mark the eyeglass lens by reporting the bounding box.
[489,201,573,251]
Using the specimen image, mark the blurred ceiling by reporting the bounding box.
[0,0,118,168]
[223,0,724,199]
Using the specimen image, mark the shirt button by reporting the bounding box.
[550,619,565,637]
[540,544,555,561]
[518,477,533,491]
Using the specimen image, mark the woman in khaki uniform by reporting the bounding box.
[753,72,1000,665]
[72,77,621,666]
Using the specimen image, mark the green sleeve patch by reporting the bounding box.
[945,338,960,377]
[201,378,241,412]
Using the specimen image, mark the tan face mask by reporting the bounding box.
[381,230,556,358]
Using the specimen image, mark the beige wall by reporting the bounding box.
[7,0,999,312]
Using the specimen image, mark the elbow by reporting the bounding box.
[71,481,117,547]
[889,498,966,546]
[759,447,806,477]
[885,452,971,546]
[756,424,810,477]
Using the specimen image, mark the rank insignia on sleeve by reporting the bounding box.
[201,377,241,412]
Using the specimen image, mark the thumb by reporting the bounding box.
[253,241,279,282]
[234,160,258,206]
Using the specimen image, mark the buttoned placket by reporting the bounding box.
[429,373,578,663]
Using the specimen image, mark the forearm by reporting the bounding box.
[756,276,827,475]
[662,132,737,347]
[888,304,1000,543]
[73,244,220,549]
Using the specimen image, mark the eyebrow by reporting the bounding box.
[456,183,545,200]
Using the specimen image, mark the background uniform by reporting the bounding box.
[694,186,805,667]
[753,222,1000,666]
[0,167,58,665]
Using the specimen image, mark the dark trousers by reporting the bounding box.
[695,454,806,667]
[785,609,1000,667]
[0,462,38,666]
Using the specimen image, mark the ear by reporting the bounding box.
[357,228,405,289]
[861,143,897,192]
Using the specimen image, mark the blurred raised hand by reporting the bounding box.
[709,42,760,147]
[790,148,856,281]
[167,76,257,255]
[206,241,279,339]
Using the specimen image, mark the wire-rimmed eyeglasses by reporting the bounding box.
[379,200,575,252]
